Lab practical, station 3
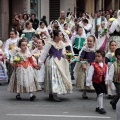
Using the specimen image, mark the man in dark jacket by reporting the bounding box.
[40,15,48,27]
[30,14,39,30]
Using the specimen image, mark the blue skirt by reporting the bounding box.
[0,64,8,82]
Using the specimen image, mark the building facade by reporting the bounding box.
[0,0,120,40]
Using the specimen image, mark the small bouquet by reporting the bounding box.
[13,54,24,63]
[100,28,107,38]
[33,53,40,64]
[71,56,80,62]
[21,34,25,38]
[66,50,74,62]
[110,53,116,62]
[65,30,70,35]
[27,43,31,47]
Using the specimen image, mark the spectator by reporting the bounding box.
[40,15,48,27]
[12,13,21,33]
[30,14,39,30]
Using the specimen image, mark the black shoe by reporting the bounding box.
[110,101,116,110]
[82,94,88,99]
[52,97,61,102]
[52,94,61,102]
[49,94,53,100]
[98,108,106,114]
[16,95,21,100]
[107,95,114,99]
[30,95,36,101]
[95,107,100,112]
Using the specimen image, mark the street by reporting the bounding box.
[0,84,117,120]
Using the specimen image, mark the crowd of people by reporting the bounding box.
[0,9,120,118]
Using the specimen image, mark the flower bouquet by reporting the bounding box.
[110,53,116,63]
[13,54,25,64]
[100,28,107,38]
[66,50,74,62]
[33,53,40,64]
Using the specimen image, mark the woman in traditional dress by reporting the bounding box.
[39,30,73,102]
[109,10,120,48]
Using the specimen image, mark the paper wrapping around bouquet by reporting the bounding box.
[74,37,85,50]
[9,43,15,51]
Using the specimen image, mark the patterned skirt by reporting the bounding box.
[8,66,41,93]
[44,57,73,94]
[74,62,94,90]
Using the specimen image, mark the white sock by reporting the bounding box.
[97,93,104,109]
[29,92,33,97]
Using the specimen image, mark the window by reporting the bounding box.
[30,0,38,17]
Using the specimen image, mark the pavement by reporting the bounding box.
[0,83,117,120]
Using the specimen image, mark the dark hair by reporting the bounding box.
[42,15,46,19]
[10,28,17,35]
[13,13,18,17]
[18,38,28,47]
[74,18,79,22]
[40,21,44,25]
[115,48,120,57]
[109,40,117,46]
[23,14,28,20]
[53,30,61,38]
[33,34,40,39]
[76,26,83,32]
[25,22,32,28]
[64,23,68,27]
[31,13,36,17]
[53,26,59,30]
[83,19,88,24]
[88,35,96,42]
[96,49,105,57]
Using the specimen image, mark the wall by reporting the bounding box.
[12,0,25,14]
[60,0,75,15]
[84,0,94,14]
[40,0,49,23]
[1,0,9,40]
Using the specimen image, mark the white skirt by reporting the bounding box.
[8,66,41,93]
[34,63,45,83]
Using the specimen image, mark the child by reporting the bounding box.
[86,50,108,114]
[5,29,19,60]
[32,39,45,89]
[109,48,120,110]
[74,35,96,99]
[105,41,117,99]
[5,29,19,82]
[8,38,40,101]
[0,40,8,83]
[22,22,35,41]
[71,26,86,54]
[39,30,73,102]
[60,17,66,28]
[36,21,49,38]
[97,21,108,51]
[30,34,40,51]
[63,23,71,39]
